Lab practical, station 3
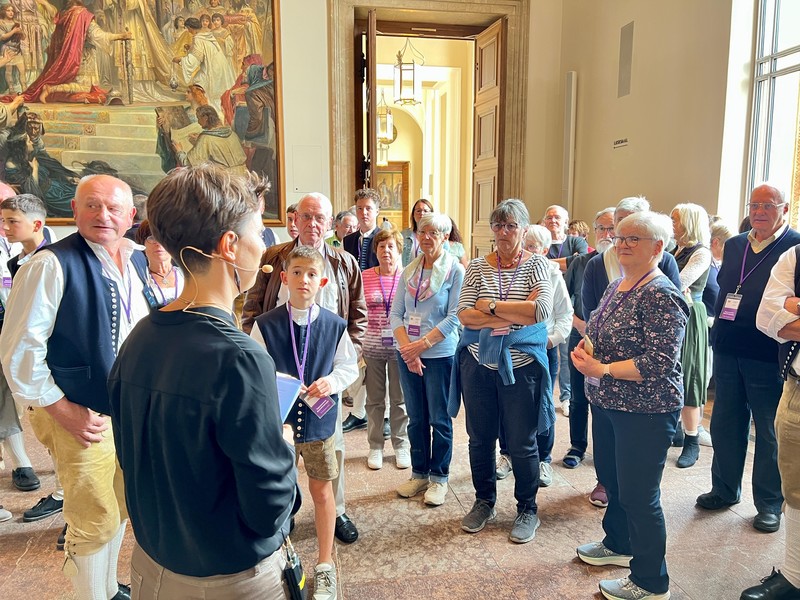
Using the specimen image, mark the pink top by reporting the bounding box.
[362,266,401,360]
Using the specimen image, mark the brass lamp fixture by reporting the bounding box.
[376,89,394,143]
[393,38,424,105]
[376,142,389,167]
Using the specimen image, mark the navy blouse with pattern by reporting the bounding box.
[585,274,689,413]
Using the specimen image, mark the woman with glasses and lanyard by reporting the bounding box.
[391,213,464,508]
[136,220,185,308]
[452,199,553,545]
[571,211,688,600]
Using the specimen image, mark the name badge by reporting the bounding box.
[2,276,11,288]
[381,328,394,347]
[306,394,334,419]
[407,313,422,337]
[491,326,510,336]
[719,293,742,321]
[586,376,600,387]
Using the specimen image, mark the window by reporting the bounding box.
[749,0,800,210]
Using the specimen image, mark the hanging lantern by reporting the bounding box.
[376,142,389,167]
[376,89,393,143]
[393,38,424,105]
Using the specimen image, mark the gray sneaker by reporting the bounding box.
[496,454,513,479]
[599,576,670,599]
[461,499,496,533]
[577,541,632,567]
[509,511,540,543]
[313,563,337,600]
[539,461,554,487]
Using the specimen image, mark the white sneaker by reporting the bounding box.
[395,448,411,469]
[496,454,513,480]
[397,477,429,498]
[697,425,713,447]
[561,399,570,417]
[367,449,383,470]
[313,563,337,600]
[539,461,554,487]
[0,506,11,522]
[424,481,448,506]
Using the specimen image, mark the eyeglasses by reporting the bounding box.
[594,226,615,233]
[297,213,329,225]
[747,202,786,211]
[612,235,654,248]
[145,236,158,244]
[490,222,520,233]
[418,229,443,239]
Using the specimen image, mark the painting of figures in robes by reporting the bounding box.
[0,0,284,224]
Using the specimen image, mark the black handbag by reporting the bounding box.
[283,536,306,600]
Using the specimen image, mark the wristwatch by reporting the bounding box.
[602,363,614,381]
[488,300,497,316]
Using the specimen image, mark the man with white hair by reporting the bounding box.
[242,192,367,546]
[697,183,800,535]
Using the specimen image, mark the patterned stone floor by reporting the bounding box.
[0,394,785,599]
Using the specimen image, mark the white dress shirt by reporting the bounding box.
[545,260,574,348]
[757,244,800,371]
[0,236,22,306]
[0,237,150,407]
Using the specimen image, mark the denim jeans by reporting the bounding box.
[396,354,453,484]
[710,353,784,514]
[461,352,543,514]
[498,348,556,463]
[557,340,571,401]
[567,329,589,456]
[592,405,678,594]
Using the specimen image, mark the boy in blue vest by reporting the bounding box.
[250,245,358,600]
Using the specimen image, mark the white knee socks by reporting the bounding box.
[784,505,800,588]
[3,432,32,469]
[106,521,127,598]
[68,545,111,600]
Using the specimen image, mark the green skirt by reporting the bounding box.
[681,301,708,407]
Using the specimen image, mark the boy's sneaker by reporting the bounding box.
[495,454,513,480]
[395,448,411,469]
[367,449,383,470]
[539,462,553,487]
[590,483,609,508]
[599,576,670,600]
[509,511,540,543]
[423,482,448,506]
[0,505,11,522]
[313,563,337,600]
[561,400,570,416]
[461,499,496,533]
[697,425,713,447]
[577,541,632,567]
[396,477,429,498]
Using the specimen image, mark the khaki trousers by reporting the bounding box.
[131,543,288,600]
[28,407,126,556]
[777,378,800,509]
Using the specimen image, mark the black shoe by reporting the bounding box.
[113,582,131,600]
[342,396,354,408]
[334,514,358,544]
[676,434,700,468]
[696,491,740,510]
[23,494,63,522]
[342,414,367,433]
[672,425,685,447]
[383,418,391,439]
[56,524,67,551]
[754,511,782,533]
[741,568,800,599]
[12,467,41,491]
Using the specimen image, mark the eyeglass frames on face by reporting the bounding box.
[612,235,654,248]
[490,222,520,233]
[594,226,615,234]
[747,202,786,211]
[298,213,329,225]
[418,229,443,239]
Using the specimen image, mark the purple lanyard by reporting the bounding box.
[736,228,790,293]
[495,250,523,301]
[413,259,431,308]
[378,267,398,317]
[288,304,313,385]
[593,268,655,334]
[555,241,564,258]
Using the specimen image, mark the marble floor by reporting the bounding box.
[0,397,785,600]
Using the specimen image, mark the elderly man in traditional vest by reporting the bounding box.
[0,174,151,600]
[242,191,367,546]
[696,183,800,536]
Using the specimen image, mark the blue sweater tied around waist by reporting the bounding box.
[447,321,554,435]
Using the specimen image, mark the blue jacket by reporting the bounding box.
[448,321,554,434]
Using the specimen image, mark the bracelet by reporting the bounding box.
[422,336,433,348]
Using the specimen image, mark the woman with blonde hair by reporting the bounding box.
[670,203,712,468]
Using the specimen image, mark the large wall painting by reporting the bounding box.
[0,0,284,225]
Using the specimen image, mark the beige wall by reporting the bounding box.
[559,0,734,222]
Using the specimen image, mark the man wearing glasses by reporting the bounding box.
[242,192,367,546]
[697,183,800,536]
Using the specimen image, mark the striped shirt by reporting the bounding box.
[362,267,402,360]
[457,254,553,369]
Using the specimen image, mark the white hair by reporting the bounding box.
[616,196,650,214]
[418,212,452,236]
[594,207,615,224]
[542,204,569,222]
[616,211,672,262]
[524,224,551,252]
